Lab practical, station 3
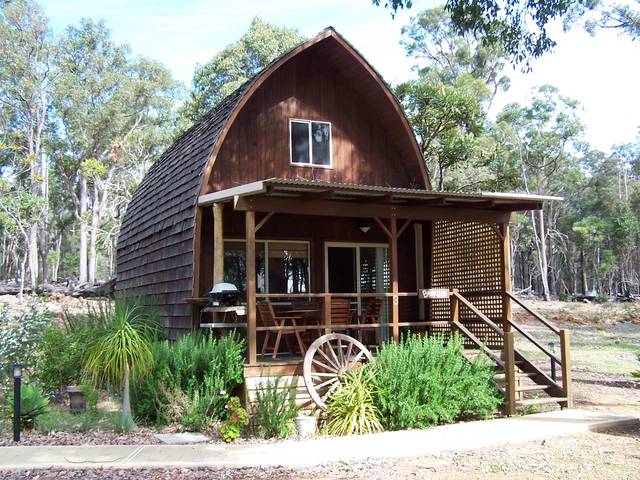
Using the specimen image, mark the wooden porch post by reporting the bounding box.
[245,210,257,365]
[560,330,573,408]
[503,330,517,416]
[500,223,512,332]
[213,203,224,285]
[390,217,399,342]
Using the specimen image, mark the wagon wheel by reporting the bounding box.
[303,333,372,410]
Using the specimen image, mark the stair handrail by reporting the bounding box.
[505,318,562,365]
[506,291,560,335]
[452,290,505,337]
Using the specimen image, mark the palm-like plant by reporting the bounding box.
[83,301,156,418]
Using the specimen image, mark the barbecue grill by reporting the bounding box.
[209,282,240,307]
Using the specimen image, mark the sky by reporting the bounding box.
[40,0,640,153]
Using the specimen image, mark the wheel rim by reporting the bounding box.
[303,333,372,410]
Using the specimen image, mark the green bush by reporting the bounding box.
[9,383,50,428]
[251,376,299,439]
[220,396,248,442]
[323,365,382,436]
[372,334,501,430]
[0,304,52,393]
[108,412,136,433]
[35,409,73,434]
[131,332,245,429]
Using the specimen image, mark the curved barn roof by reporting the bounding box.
[116,27,427,336]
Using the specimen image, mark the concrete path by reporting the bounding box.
[0,409,637,471]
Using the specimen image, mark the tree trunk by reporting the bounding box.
[51,232,62,282]
[18,250,28,299]
[580,249,588,295]
[28,224,38,289]
[79,176,89,285]
[88,183,100,285]
[122,365,131,417]
[537,209,551,301]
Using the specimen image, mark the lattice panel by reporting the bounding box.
[430,221,504,349]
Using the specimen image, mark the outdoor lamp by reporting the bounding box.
[13,362,22,442]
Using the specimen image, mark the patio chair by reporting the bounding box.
[330,297,355,332]
[257,301,306,359]
[357,298,382,346]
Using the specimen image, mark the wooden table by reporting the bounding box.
[199,305,247,331]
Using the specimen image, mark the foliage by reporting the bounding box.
[633,352,640,379]
[80,379,99,416]
[108,411,137,434]
[323,365,383,436]
[180,17,304,123]
[372,334,501,430]
[83,300,156,417]
[34,409,71,434]
[0,303,51,393]
[220,396,248,442]
[251,376,299,439]
[8,383,50,428]
[131,332,245,430]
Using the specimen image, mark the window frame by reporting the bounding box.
[223,238,312,294]
[289,118,333,169]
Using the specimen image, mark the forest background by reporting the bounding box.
[1,0,639,301]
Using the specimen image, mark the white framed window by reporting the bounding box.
[223,239,311,294]
[289,119,332,168]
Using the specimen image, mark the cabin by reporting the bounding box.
[116,28,572,414]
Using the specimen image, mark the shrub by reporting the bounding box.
[80,380,100,415]
[9,383,50,428]
[131,332,245,429]
[372,333,501,430]
[108,412,136,434]
[83,300,156,419]
[0,304,51,392]
[220,396,248,442]
[323,365,382,436]
[251,376,299,439]
[35,409,69,434]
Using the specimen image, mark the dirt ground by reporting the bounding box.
[2,295,640,479]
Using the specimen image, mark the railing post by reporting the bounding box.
[449,290,459,325]
[245,210,256,365]
[560,329,573,408]
[323,295,332,335]
[503,330,517,416]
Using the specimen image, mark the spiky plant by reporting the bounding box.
[83,301,155,419]
[323,365,383,436]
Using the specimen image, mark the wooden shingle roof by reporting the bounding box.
[116,83,251,337]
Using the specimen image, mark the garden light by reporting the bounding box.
[13,362,22,442]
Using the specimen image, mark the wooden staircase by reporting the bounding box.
[453,290,572,414]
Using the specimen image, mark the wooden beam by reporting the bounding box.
[233,196,512,224]
[397,219,412,239]
[390,217,399,342]
[213,203,224,285]
[500,223,512,332]
[255,212,274,233]
[373,217,392,238]
[245,210,257,365]
[414,223,425,321]
[560,330,573,408]
[503,330,517,416]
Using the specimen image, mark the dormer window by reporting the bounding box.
[290,119,332,167]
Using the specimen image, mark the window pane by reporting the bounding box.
[311,122,331,166]
[223,241,265,296]
[268,242,309,293]
[291,121,310,164]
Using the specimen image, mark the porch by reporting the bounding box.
[193,178,570,413]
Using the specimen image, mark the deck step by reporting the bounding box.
[516,397,567,407]
[494,372,537,380]
[516,384,550,392]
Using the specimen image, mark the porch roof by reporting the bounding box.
[198,178,562,224]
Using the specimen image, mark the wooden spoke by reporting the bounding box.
[303,333,372,410]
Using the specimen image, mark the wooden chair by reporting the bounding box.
[357,299,382,346]
[330,297,355,332]
[257,301,306,359]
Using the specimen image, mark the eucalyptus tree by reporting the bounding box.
[397,7,510,192]
[180,17,304,124]
[0,0,55,287]
[53,19,180,285]
[496,86,585,299]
